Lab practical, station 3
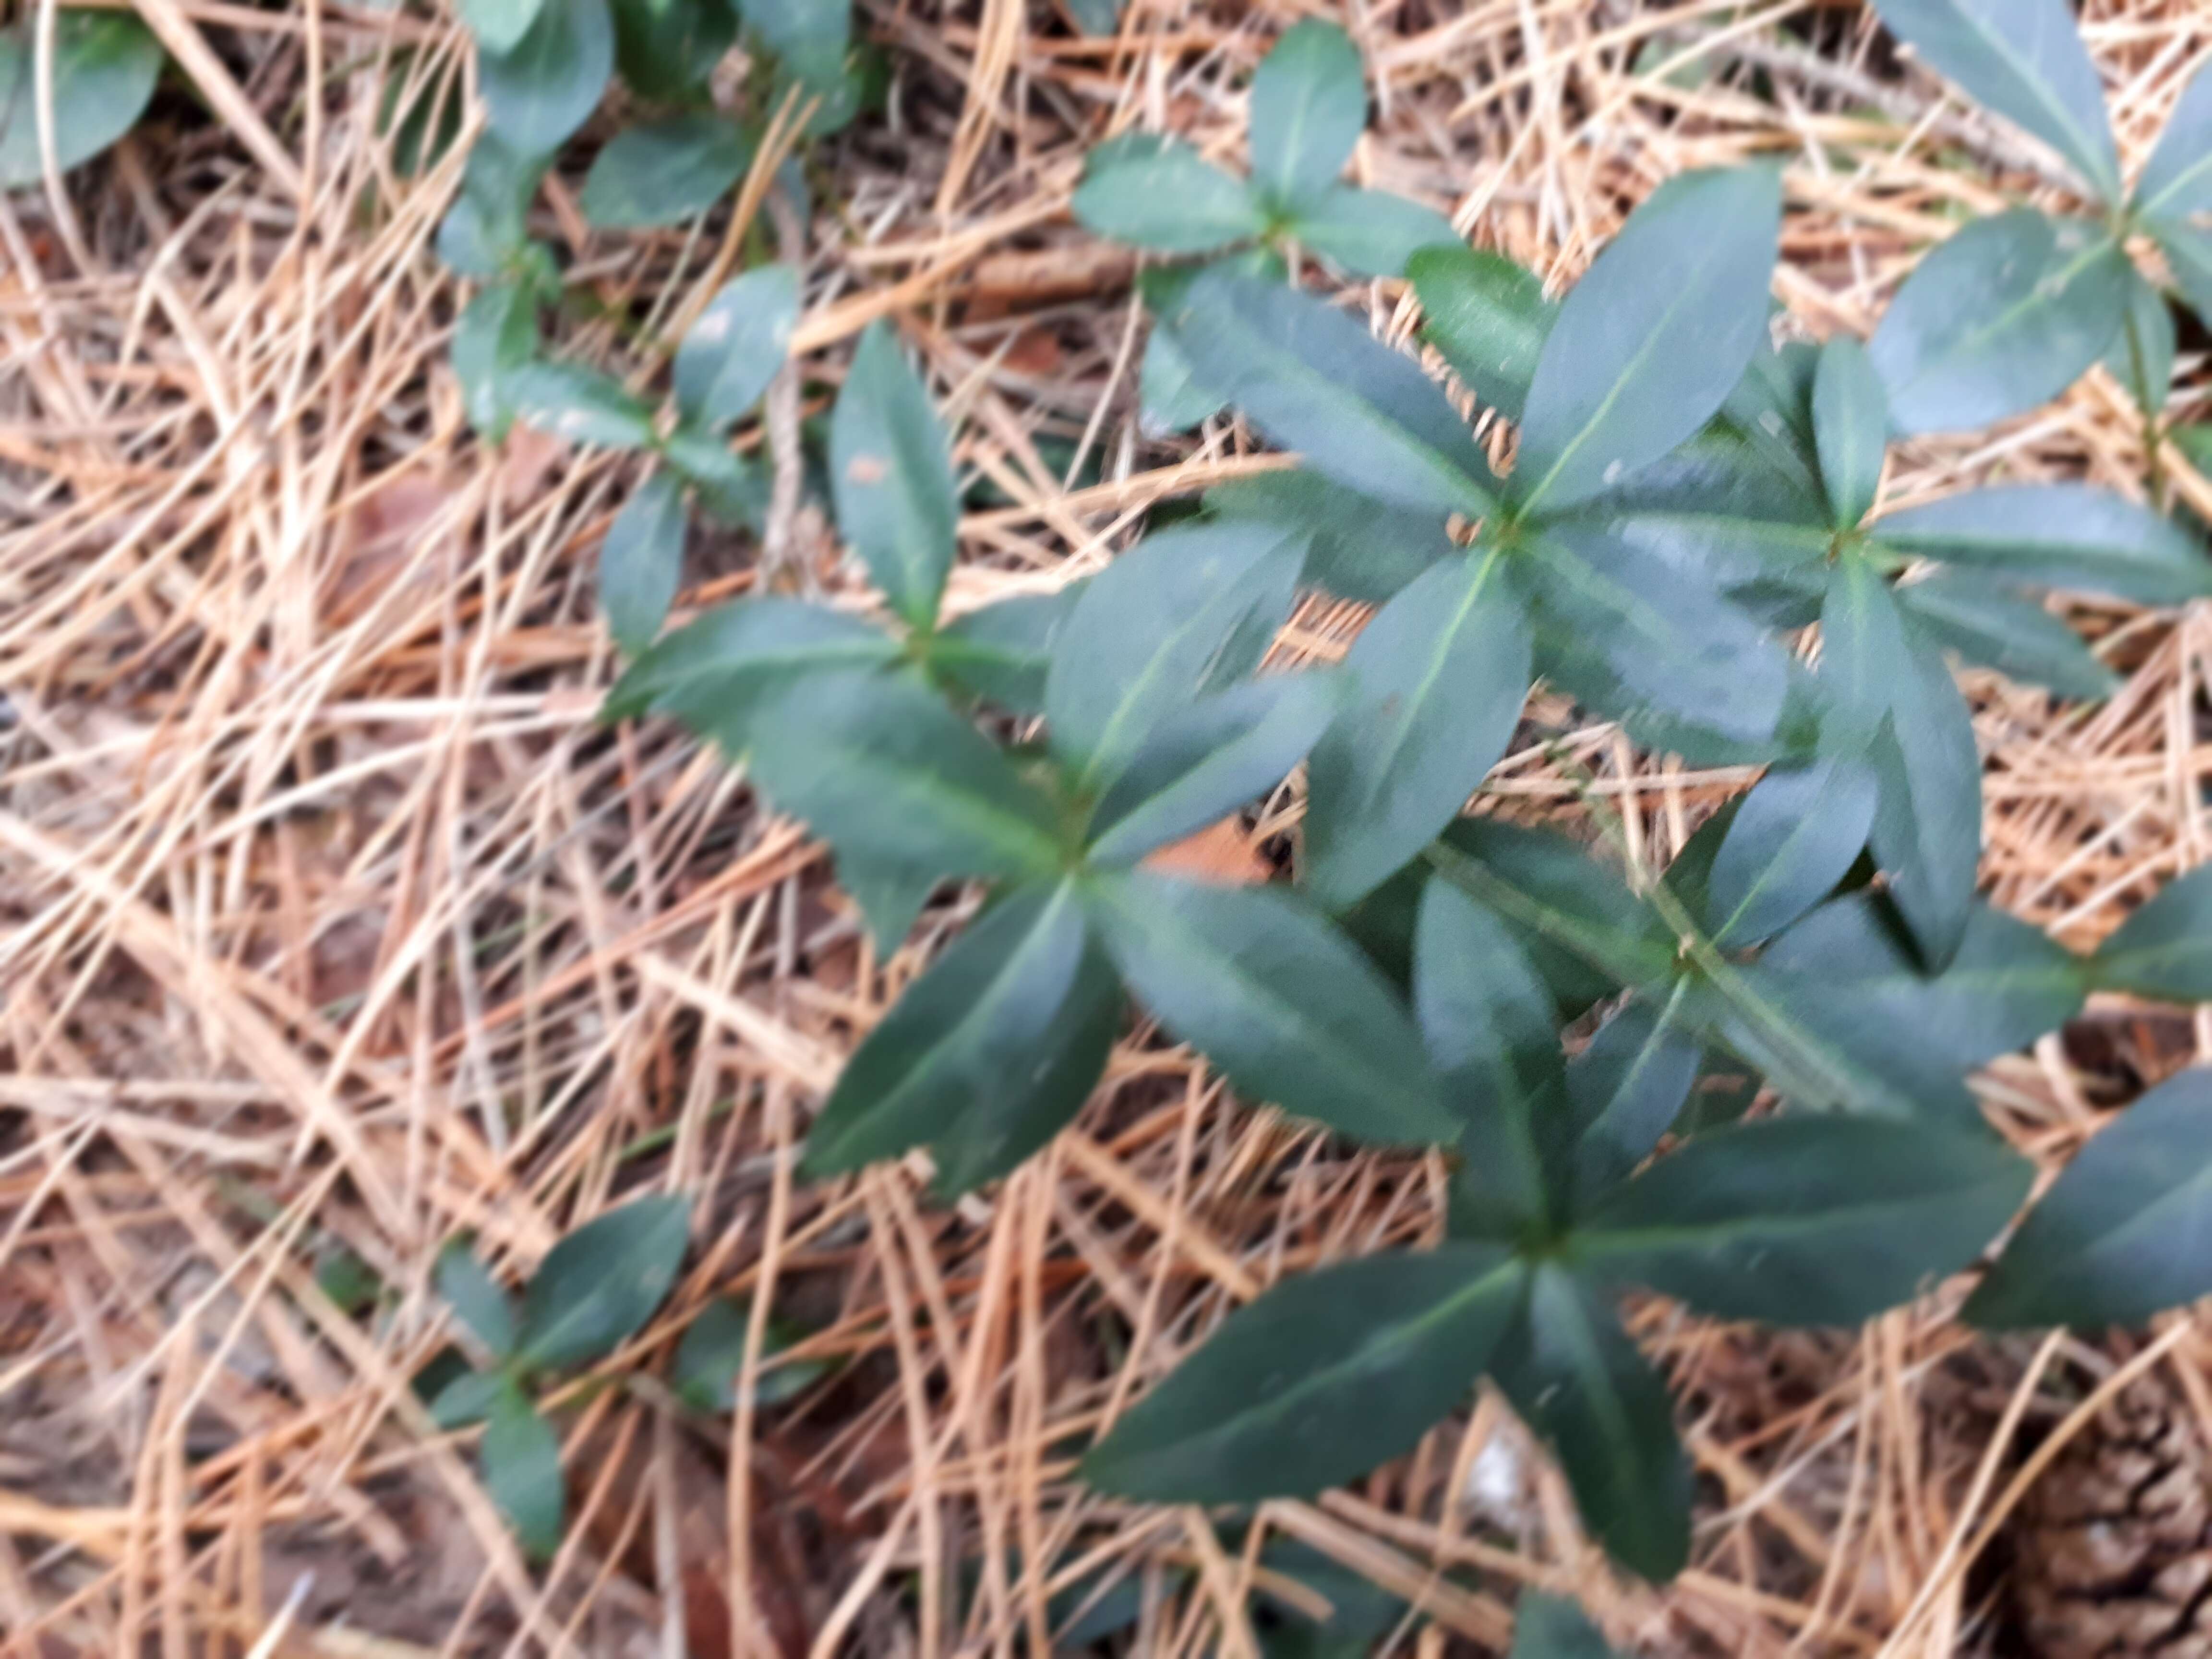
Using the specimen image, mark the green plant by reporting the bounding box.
[0,7,162,189]
[1071,20,1458,432]
[429,1196,690,1554]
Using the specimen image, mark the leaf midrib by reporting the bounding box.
[1889,229,2121,407]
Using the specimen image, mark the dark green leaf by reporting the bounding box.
[1205,469,1453,604]
[1063,0,1121,35]
[740,0,847,83]
[2086,865,2212,1002]
[1966,1069,2212,1329]
[1874,483,2212,606]
[1139,328,1227,434]
[674,264,797,432]
[745,670,1064,882]
[1518,524,1791,746]
[430,1367,507,1430]
[1089,871,1455,1144]
[1046,520,1302,791]
[836,853,938,956]
[516,1195,689,1368]
[1411,246,1556,422]
[662,424,764,528]
[600,470,686,656]
[1895,571,2117,700]
[478,0,613,156]
[2137,60,2212,217]
[579,113,747,229]
[1253,1539,1409,1659]
[928,586,1081,714]
[1081,1245,1522,1501]
[438,1242,517,1358]
[1088,673,1340,866]
[805,883,1118,1191]
[509,360,656,450]
[436,134,542,280]
[1159,271,1498,517]
[0,11,163,188]
[1249,19,1365,210]
[2151,216,2212,331]
[462,0,547,55]
[1491,1265,1689,1583]
[2102,268,2176,415]
[1705,758,1879,946]
[602,597,898,730]
[1872,0,2118,200]
[1510,1595,1628,1659]
[1428,820,1679,991]
[830,321,959,627]
[611,0,736,99]
[1414,878,1566,1236]
[673,1298,831,1411]
[1576,1116,2030,1325]
[1513,167,1782,516]
[1717,338,1826,509]
[1867,211,2128,434]
[452,283,539,443]
[1304,549,1530,909]
[1071,132,1263,252]
[1566,995,1701,1209]
[1812,336,1886,529]
[1287,186,1458,279]
[483,1382,564,1557]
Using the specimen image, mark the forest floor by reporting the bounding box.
[5,0,2212,1654]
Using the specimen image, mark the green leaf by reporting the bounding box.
[1576,1116,2030,1325]
[1705,758,1879,947]
[2150,216,2212,331]
[1518,525,1791,747]
[830,321,959,627]
[436,134,542,280]
[1205,470,1453,604]
[835,853,938,956]
[1248,19,1365,211]
[662,424,764,528]
[1867,211,2129,434]
[1286,186,1458,279]
[2102,268,2176,416]
[478,0,613,156]
[611,0,736,100]
[1811,336,1886,529]
[0,11,164,188]
[1046,520,1302,792]
[2136,61,2212,218]
[673,1298,831,1411]
[509,360,656,450]
[1087,673,1340,866]
[1415,878,1567,1236]
[1895,571,2117,701]
[806,883,1119,1191]
[1717,339,1826,509]
[600,470,686,656]
[1966,1069,2212,1329]
[1063,0,1120,35]
[452,283,539,443]
[1510,1595,1629,1659]
[1158,271,1498,517]
[1871,0,2119,202]
[1304,550,1530,909]
[1874,484,2212,606]
[437,1242,517,1358]
[1491,1265,1689,1583]
[1081,1245,1523,1501]
[674,264,797,433]
[603,597,897,731]
[1071,132,1264,253]
[483,1382,564,1557]
[745,670,1064,882]
[1513,167,1782,517]
[2086,864,2212,1002]
[461,0,547,55]
[1138,328,1226,435]
[928,586,1080,714]
[1428,820,1679,992]
[515,1195,689,1369]
[1411,246,1556,422]
[1565,996,1702,1210]
[430,1367,507,1430]
[1088,871,1455,1144]
[1822,557,1982,969]
[579,114,748,229]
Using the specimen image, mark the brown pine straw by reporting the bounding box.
[4,0,2211,1653]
